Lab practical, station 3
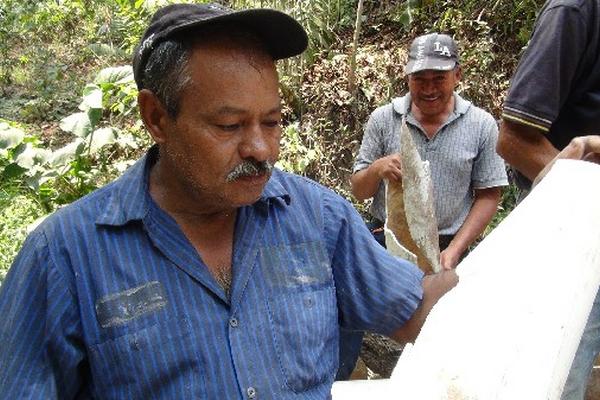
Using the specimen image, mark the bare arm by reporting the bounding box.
[350,154,402,201]
[497,120,559,181]
[440,187,502,270]
[390,269,459,344]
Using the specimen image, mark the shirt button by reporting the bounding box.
[247,387,256,399]
[229,317,239,328]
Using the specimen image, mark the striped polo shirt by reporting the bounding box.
[354,93,508,235]
[0,147,423,399]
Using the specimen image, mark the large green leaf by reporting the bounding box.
[95,66,134,85]
[87,108,103,130]
[1,163,26,179]
[0,122,25,151]
[49,139,85,167]
[60,112,92,138]
[24,167,47,191]
[88,127,116,154]
[14,143,51,169]
[79,85,103,111]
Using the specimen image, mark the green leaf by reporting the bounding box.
[397,9,413,27]
[0,122,25,150]
[1,163,26,179]
[88,127,116,153]
[60,112,92,138]
[87,108,103,130]
[49,139,85,167]
[79,85,103,111]
[95,66,134,85]
[88,43,128,58]
[14,143,50,169]
[24,171,44,191]
[115,132,140,150]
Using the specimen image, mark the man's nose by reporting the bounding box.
[239,124,271,161]
[421,80,436,93]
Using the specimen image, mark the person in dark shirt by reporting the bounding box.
[498,1,600,398]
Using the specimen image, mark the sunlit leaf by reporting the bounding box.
[14,143,50,169]
[88,127,116,153]
[88,43,128,58]
[115,132,140,149]
[95,66,134,85]
[0,123,25,150]
[60,112,92,138]
[49,139,85,167]
[79,85,103,111]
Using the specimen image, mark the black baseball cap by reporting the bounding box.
[404,33,459,75]
[133,3,308,89]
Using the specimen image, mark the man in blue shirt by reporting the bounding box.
[0,3,457,398]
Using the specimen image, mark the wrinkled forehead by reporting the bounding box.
[179,39,280,107]
[185,38,278,89]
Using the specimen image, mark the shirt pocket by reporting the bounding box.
[88,315,205,399]
[261,242,338,393]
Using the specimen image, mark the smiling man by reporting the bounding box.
[0,4,458,399]
[341,33,507,380]
[352,33,507,269]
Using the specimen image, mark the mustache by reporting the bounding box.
[226,159,274,182]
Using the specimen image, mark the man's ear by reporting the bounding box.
[138,89,171,144]
[454,65,463,82]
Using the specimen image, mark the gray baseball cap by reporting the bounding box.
[404,33,459,75]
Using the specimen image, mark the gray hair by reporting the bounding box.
[141,40,192,118]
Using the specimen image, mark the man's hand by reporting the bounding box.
[533,135,600,187]
[438,187,502,270]
[391,269,459,344]
[373,154,402,182]
[351,154,403,201]
[440,247,461,270]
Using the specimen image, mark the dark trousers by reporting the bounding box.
[438,234,455,251]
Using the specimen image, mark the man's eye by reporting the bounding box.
[263,120,281,128]
[217,124,240,131]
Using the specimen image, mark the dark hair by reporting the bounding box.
[142,39,191,118]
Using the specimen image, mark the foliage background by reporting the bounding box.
[0,0,544,281]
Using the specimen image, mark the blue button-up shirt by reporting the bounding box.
[0,148,423,399]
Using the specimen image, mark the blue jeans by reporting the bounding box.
[562,287,600,399]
